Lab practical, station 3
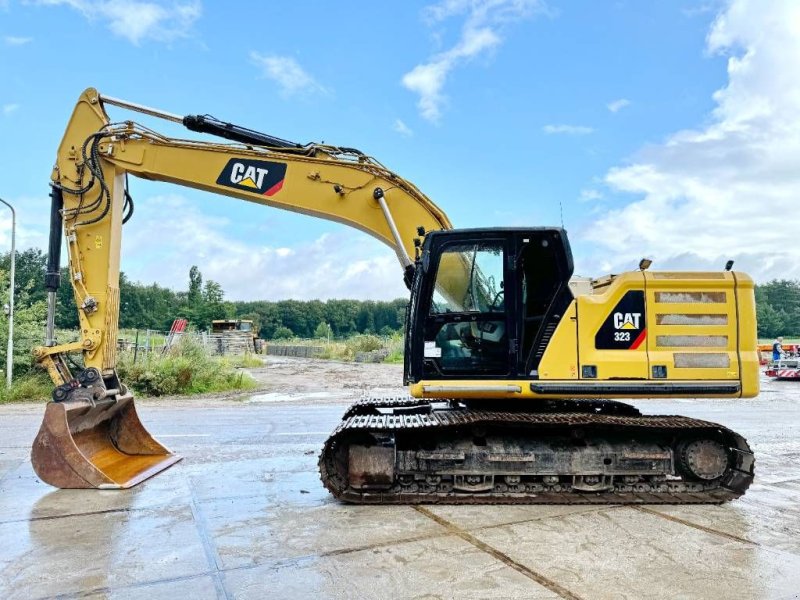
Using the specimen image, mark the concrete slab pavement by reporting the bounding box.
[0,367,799,599]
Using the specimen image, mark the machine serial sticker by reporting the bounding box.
[595,290,647,350]
[216,158,287,196]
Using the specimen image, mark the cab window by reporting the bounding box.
[424,241,508,375]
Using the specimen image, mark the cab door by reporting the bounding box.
[419,237,513,378]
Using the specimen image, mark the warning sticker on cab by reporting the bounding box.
[424,341,442,358]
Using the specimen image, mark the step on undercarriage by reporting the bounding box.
[319,396,754,504]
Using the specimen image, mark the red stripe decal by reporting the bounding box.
[264,179,284,196]
[630,328,647,350]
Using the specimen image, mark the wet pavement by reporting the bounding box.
[0,365,799,600]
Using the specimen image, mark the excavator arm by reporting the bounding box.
[31,87,452,489]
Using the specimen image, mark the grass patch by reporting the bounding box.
[118,337,258,397]
[0,372,53,404]
[278,333,405,363]
[383,349,404,364]
[228,353,265,368]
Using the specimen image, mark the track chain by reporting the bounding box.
[320,398,754,505]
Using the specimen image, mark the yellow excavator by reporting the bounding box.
[32,88,758,503]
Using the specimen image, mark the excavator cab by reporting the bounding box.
[405,228,573,384]
[405,226,759,402]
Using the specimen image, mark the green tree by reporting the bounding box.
[55,266,79,329]
[356,301,376,334]
[187,266,203,304]
[755,280,800,337]
[0,248,48,306]
[201,280,230,323]
[0,268,47,377]
[314,321,333,340]
[324,299,359,336]
[273,326,294,339]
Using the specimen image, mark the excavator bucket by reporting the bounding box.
[31,394,181,489]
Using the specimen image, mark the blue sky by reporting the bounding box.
[1,0,798,300]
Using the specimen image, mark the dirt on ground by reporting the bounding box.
[136,356,406,408]
[248,356,404,393]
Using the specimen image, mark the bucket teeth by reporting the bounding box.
[31,395,181,489]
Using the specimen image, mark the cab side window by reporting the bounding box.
[424,241,508,375]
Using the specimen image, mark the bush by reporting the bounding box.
[345,334,383,354]
[117,336,257,397]
[273,326,294,340]
[0,372,53,404]
[314,322,333,340]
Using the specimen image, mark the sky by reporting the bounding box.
[1,0,798,301]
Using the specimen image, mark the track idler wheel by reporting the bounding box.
[677,439,729,481]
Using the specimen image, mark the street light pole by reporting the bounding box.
[0,198,15,388]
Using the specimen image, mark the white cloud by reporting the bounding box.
[579,189,602,202]
[607,98,630,113]
[543,124,594,135]
[35,0,201,45]
[584,0,800,281]
[682,3,715,18]
[393,119,413,137]
[3,36,33,45]
[0,195,50,252]
[402,0,547,122]
[250,52,327,98]
[2,104,19,116]
[121,195,408,301]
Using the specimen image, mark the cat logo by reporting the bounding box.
[216,158,287,196]
[613,312,642,330]
[595,290,647,350]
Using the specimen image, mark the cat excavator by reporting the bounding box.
[31,88,758,503]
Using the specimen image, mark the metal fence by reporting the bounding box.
[119,329,258,358]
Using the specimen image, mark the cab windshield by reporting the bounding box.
[430,241,504,314]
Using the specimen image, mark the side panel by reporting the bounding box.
[576,273,649,380]
[535,302,578,380]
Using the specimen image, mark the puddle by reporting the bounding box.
[247,391,351,404]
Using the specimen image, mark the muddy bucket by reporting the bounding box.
[31,394,182,489]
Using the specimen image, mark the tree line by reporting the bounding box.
[0,249,407,340]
